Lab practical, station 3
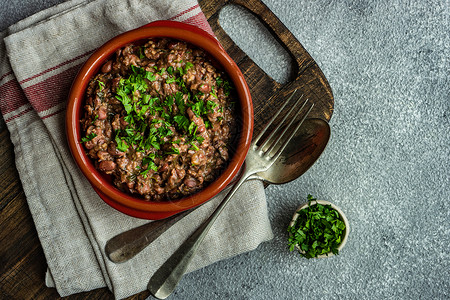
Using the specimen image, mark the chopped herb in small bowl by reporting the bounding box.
[287,194,349,258]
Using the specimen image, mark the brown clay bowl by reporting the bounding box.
[66,21,253,220]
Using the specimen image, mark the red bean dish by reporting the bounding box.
[81,38,237,201]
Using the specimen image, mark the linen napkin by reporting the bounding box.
[0,0,273,298]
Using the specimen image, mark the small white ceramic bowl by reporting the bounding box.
[289,199,349,258]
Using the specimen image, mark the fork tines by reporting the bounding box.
[253,89,314,162]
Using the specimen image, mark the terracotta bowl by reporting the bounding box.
[66,21,253,220]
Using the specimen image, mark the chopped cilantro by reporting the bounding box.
[115,135,129,152]
[191,100,204,116]
[148,161,158,171]
[139,47,146,60]
[175,92,185,114]
[141,94,151,104]
[174,115,189,132]
[215,76,223,87]
[81,133,97,143]
[145,71,157,82]
[206,100,218,112]
[103,45,235,160]
[185,62,193,71]
[287,194,346,258]
[223,79,233,96]
[166,77,176,84]
[176,66,185,75]
[141,158,158,177]
[195,135,205,143]
[97,80,105,90]
[190,142,199,151]
[188,122,197,135]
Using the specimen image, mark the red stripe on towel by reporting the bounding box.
[0,71,13,82]
[169,4,200,20]
[19,50,94,85]
[23,64,80,113]
[0,79,29,115]
[184,12,214,36]
[4,106,34,123]
[41,107,66,120]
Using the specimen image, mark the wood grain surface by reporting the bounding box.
[0,1,333,298]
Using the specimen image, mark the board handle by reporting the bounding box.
[201,0,315,80]
[200,0,334,123]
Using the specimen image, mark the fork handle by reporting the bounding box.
[147,165,251,299]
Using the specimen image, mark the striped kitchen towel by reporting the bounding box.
[0,0,273,298]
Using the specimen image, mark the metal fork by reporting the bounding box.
[147,90,314,299]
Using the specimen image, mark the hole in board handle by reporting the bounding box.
[219,4,296,84]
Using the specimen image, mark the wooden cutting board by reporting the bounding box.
[199,0,334,134]
[0,1,333,299]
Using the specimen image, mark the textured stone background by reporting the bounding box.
[1,1,449,299]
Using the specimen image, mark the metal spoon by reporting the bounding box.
[104,118,330,263]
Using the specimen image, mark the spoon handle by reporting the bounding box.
[147,168,250,299]
[105,209,193,263]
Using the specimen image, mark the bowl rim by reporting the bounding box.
[289,199,350,258]
[66,21,253,216]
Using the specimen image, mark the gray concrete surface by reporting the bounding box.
[2,1,449,299]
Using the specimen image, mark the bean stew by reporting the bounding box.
[80,38,237,201]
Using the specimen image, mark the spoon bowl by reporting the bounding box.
[105,118,330,263]
[249,118,330,184]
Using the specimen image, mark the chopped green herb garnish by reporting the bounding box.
[287,194,346,258]
[145,71,157,82]
[223,79,233,96]
[115,134,129,152]
[166,77,176,84]
[195,135,205,143]
[139,47,146,60]
[104,46,235,159]
[141,158,158,177]
[97,80,105,90]
[175,92,185,114]
[215,76,223,87]
[166,146,180,155]
[188,122,197,135]
[140,155,158,177]
[185,62,193,71]
[206,100,218,112]
[190,142,199,151]
[191,100,204,117]
[81,133,97,143]
[174,115,189,131]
